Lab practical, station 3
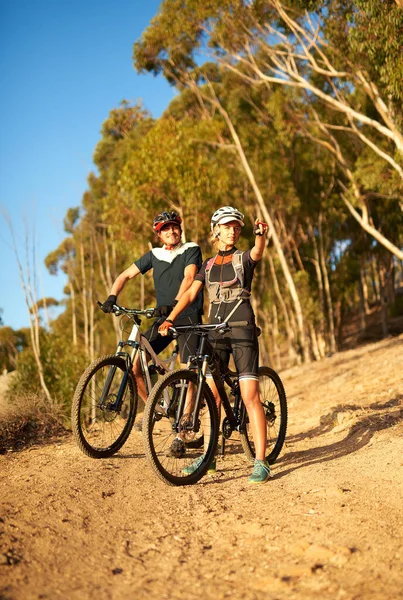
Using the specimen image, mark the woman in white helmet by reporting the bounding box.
[159,206,271,484]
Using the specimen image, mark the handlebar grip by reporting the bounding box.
[227,320,249,328]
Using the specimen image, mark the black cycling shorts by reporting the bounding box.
[208,325,259,381]
[144,312,201,364]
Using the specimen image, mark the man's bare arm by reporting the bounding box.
[174,264,198,301]
[110,264,141,297]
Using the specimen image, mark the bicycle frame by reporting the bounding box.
[171,323,247,439]
[99,307,178,412]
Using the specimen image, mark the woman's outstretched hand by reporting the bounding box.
[158,320,173,337]
[253,219,269,236]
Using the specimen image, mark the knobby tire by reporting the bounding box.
[240,366,287,465]
[71,354,138,458]
[143,369,219,486]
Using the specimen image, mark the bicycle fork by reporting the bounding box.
[99,343,136,412]
[175,358,210,436]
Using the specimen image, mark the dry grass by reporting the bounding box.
[0,391,67,453]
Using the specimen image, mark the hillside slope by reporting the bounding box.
[1,334,402,600]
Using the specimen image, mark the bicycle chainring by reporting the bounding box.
[222,417,233,439]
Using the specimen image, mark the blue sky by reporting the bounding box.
[0,0,175,330]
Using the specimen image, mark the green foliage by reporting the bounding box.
[344,1,403,103]
[294,270,323,323]
[14,2,403,403]
[11,332,87,419]
[0,326,28,372]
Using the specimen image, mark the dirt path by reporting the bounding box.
[1,335,403,600]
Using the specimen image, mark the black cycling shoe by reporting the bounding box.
[165,438,186,458]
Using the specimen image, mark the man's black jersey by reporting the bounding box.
[135,242,203,317]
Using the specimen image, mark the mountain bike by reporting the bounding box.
[142,321,287,486]
[71,303,179,459]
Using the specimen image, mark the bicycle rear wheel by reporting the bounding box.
[71,354,138,458]
[240,366,287,465]
[143,369,219,486]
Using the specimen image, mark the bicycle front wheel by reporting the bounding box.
[71,354,138,458]
[240,366,287,465]
[143,369,219,486]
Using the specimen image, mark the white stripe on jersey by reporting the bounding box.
[151,242,199,264]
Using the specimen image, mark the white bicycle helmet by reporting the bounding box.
[210,206,245,233]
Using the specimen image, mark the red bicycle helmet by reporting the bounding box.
[153,211,182,233]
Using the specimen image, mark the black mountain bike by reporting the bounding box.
[142,321,287,486]
[71,303,179,458]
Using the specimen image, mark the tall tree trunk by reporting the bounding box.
[7,216,53,402]
[334,300,343,348]
[192,81,309,362]
[370,255,381,303]
[358,279,367,333]
[89,237,95,363]
[307,219,327,351]
[95,230,120,343]
[270,304,282,370]
[262,316,276,370]
[360,259,370,315]
[318,213,337,354]
[267,254,298,365]
[308,322,322,361]
[251,297,270,368]
[358,260,369,332]
[378,258,389,338]
[301,107,403,260]
[79,241,89,357]
[276,213,295,271]
[278,212,304,272]
[68,279,78,346]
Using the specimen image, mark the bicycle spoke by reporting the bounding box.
[240,366,287,465]
[143,370,219,485]
[72,355,137,458]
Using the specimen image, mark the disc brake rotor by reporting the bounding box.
[178,413,200,443]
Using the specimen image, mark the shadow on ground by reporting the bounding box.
[275,396,403,479]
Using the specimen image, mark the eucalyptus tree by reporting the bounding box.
[133,0,403,262]
[134,7,313,361]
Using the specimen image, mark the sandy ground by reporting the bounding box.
[1,334,403,600]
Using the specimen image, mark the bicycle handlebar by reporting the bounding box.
[168,320,249,338]
[97,301,156,319]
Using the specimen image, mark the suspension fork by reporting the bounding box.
[98,341,126,407]
[174,357,209,433]
[99,343,137,411]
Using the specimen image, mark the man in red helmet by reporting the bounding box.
[101,211,203,452]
